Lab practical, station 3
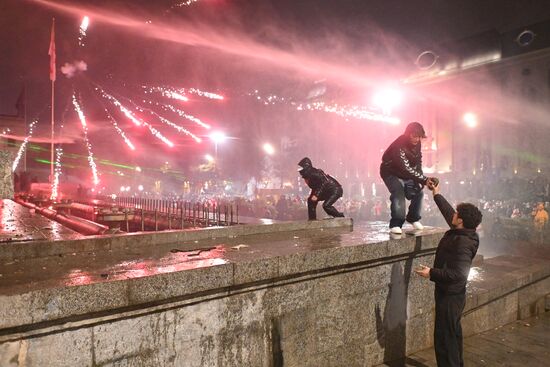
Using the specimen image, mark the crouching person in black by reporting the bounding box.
[415,181,482,367]
[298,157,344,220]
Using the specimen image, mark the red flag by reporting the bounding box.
[48,19,56,81]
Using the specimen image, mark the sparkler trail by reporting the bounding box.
[134,105,202,143]
[72,94,100,185]
[12,119,38,172]
[182,88,224,100]
[50,147,63,200]
[96,87,174,148]
[158,103,211,129]
[103,107,136,150]
[144,86,189,102]
[78,16,89,46]
[174,0,201,7]
[144,85,223,101]
[249,90,401,124]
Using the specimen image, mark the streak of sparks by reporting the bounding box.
[134,105,202,143]
[144,85,223,100]
[78,16,89,46]
[102,107,136,150]
[144,86,188,102]
[174,0,201,7]
[72,94,100,185]
[249,90,401,125]
[182,88,224,100]
[96,87,174,148]
[157,103,211,129]
[12,119,38,172]
[50,147,63,200]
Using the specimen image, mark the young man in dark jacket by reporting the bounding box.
[298,157,344,220]
[415,182,482,367]
[380,122,437,234]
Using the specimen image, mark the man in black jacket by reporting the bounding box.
[380,122,437,234]
[415,182,482,367]
[298,157,344,220]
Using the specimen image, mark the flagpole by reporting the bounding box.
[51,79,54,184]
[49,18,56,186]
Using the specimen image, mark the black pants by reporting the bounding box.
[307,186,344,220]
[434,291,466,367]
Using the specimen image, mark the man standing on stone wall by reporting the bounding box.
[415,181,482,367]
[380,122,438,234]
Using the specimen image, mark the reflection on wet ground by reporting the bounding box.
[0,221,441,295]
[0,199,83,243]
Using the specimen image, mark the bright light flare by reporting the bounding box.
[12,119,38,172]
[263,143,275,155]
[463,112,478,128]
[138,185,144,191]
[205,154,214,162]
[78,16,90,46]
[72,94,100,185]
[209,131,227,144]
[372,88,402,115]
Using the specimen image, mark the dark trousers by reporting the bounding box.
[434,291,466,367]
[382,175,423,228]
[307,186,344,220]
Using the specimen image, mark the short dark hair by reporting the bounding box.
[456,203,483,229]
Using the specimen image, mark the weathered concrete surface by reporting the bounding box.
[0,199,83,244]
[0,223,443,366]
[0,152,14,199]
[0,220,549,367]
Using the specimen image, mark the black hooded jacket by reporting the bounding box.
[430,194,480,295]
[298,158,341,197]
[380,135,428,184]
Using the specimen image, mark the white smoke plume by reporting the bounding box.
[61,60,88,78]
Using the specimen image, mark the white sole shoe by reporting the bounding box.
[390,227,402,234]
[412,221,424,230]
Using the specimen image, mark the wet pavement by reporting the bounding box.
[0,221,441,296]
[0,199,83,243]
[393,312,550,367]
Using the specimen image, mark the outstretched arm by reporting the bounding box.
[433,190,455,228]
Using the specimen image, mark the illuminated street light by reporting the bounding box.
[263,143,275,155]
[205,154,214,163]
[138,185,144,191]
[209,131,227,159]
[463,112,478,128]
[372,88,402,115]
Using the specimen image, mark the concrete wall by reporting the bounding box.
[0,151,14,199]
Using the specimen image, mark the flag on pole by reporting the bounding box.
[48,18,56,81]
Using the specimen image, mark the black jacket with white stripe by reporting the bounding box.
[380,134,428,185]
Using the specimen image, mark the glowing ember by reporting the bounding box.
[12,119,38,172]
[50,147,63,200]
[72,94,100,185]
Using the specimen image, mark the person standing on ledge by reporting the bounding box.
[298,157,344,220]
[380,121,438,234]
[415,181,482,367]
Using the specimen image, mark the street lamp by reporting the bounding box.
[463,112,478,128]
[209,131,227,159]
[263,142,275,155]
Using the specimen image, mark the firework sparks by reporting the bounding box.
[144,86,189,102]
[12,119,38,172]
[158,103,211,129]
[183,88,224,100]
[135,105,202,142]
[249,90,400,124]
[78,16,89,46]
[102,107,136,150]
[50,147,63,200]
[174,0,201,8]
[72,94,100,185]
[97,87,174,147]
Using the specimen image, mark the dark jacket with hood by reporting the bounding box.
[380,135,428,185]
[430,194,480,295]
[298,157,341,197]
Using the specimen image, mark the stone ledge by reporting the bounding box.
[0,228,443,336]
